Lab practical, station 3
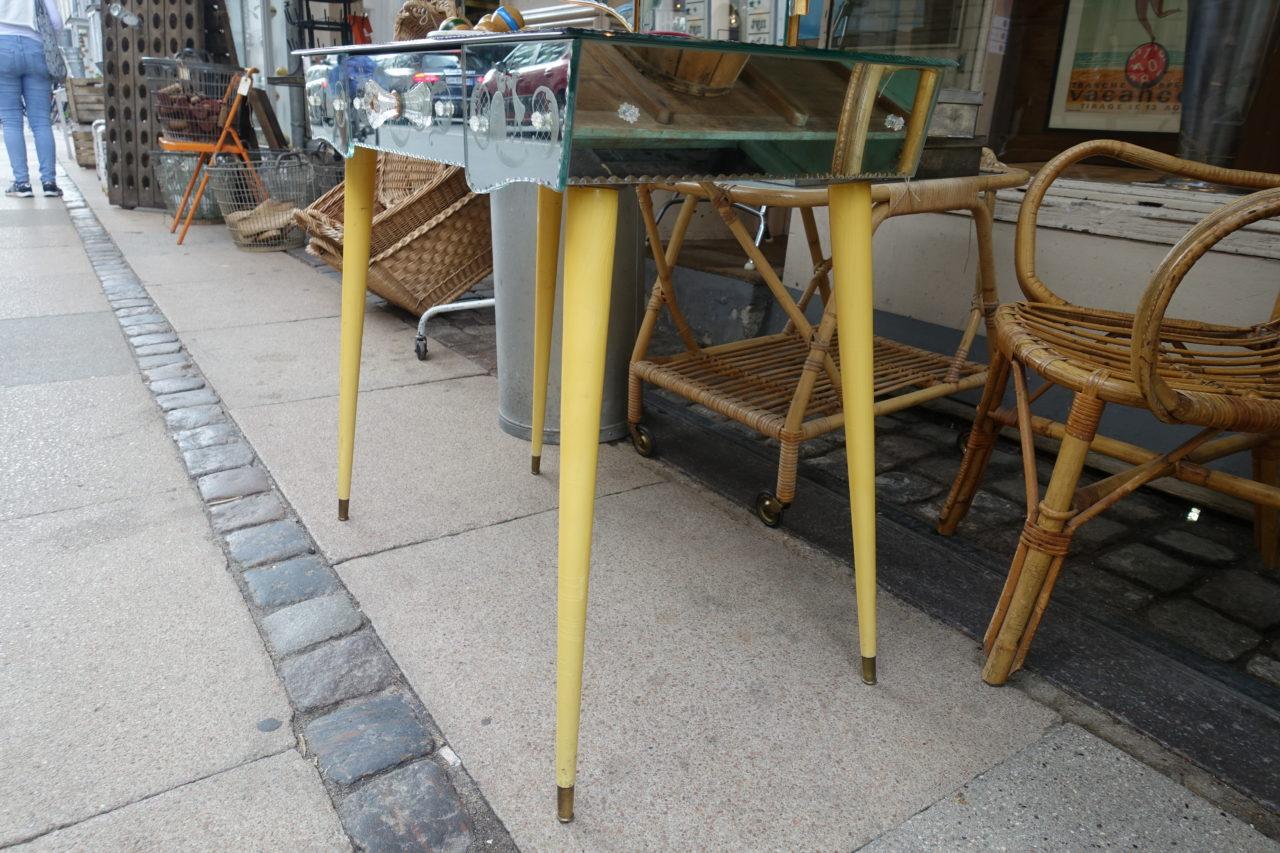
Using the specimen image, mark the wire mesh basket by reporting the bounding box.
[143,56,243,144]
[152,151,222,222]
[206,154,320,251]
[311,157,345,198]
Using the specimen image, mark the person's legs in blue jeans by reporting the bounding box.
[0,36,31,186]
[19,38,56,186]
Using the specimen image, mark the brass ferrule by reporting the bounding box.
[557,785,575,823]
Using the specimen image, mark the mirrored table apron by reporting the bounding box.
[298,30,950,823]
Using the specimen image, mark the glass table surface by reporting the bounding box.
[298,29,953,192]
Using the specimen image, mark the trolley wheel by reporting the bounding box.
[955,429,971,453]
[415,336,428,361]
[630,424,656,458]
[754,491,786,527]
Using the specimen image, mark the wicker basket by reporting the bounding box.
[294,155,492,314]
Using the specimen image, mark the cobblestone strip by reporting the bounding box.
[62,182,515,853]
[650,384,1280,689]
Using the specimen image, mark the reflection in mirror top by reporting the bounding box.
[299,31,953,192]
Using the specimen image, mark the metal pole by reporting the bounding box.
[1178,0,1280,168]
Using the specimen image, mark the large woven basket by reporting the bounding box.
[295,155,492,315]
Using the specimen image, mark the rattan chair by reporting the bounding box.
[937,140,1280,686]
[628,169,1029,526]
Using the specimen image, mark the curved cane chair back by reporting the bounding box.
[1013,140,1280,306]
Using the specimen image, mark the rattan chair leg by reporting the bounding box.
[1010,553,1068,672]
[628,189,704,436]
[983,388,1104,685]
[776,437,799,506]
[627,369,645,427]
[946,198,998,383]
[778,294,841,478]
[1252,437,1280,568]
[636,189,700,352]
[938,350,1011,534]
[799,206,831,305]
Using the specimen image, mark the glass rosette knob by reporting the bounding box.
[362,79,402,130]
[400,83,434,130]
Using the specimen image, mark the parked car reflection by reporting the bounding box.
[470,41,570,144]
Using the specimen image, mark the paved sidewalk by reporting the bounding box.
[0,144,346,847]
[2,127,1275,850]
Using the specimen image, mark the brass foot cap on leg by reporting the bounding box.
[532,455,541,476]
[338,498,350,522]
[557,786,574,823]
[861,656,877,685]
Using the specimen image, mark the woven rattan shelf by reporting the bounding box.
[628,168,1029,525]
[635,333,985,440]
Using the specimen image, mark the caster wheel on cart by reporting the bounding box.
[415,337,428,361]
[754,491,787,527]
[630,424,656,458]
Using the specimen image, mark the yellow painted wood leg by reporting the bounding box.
[829,182,878,685]
[555,186,619,823]
[531,186,564,475]
[336,146,377,521]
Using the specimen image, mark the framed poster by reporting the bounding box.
[1049,0,1186,133]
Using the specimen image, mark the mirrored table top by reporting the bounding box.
[297,30,953,192]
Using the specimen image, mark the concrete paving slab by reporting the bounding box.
[125,245,312,285]
[861,724,1277,851]
[108,223,232,252]
[0,269,110,320]
[17,751,348,852]
[185,311,484,410]
[0,374,184,520]
[0,312,133,386]
[237,376,666,563]
[149,269,341,332]
[0,187,65,212]
[337,479,1060,850]
[0,243,92,277]
[0,224,82,248]
[0,207,73,226]
[0,488,295,845]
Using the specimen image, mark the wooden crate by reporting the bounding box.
[71,127,96,169]
[66,78,105,124]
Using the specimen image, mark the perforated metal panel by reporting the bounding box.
[103,0,204,208]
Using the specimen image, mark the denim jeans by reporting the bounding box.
[0,34,55,186]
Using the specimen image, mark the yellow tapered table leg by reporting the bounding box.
[555,186,619,823]
[829,182,878,684]
[337,146,377,521]
[531,186,564,476]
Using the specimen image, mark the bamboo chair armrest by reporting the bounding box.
[1131,187,1280,423]
[1016,140,1280,305]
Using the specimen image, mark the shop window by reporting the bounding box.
[993,0,1280,176]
